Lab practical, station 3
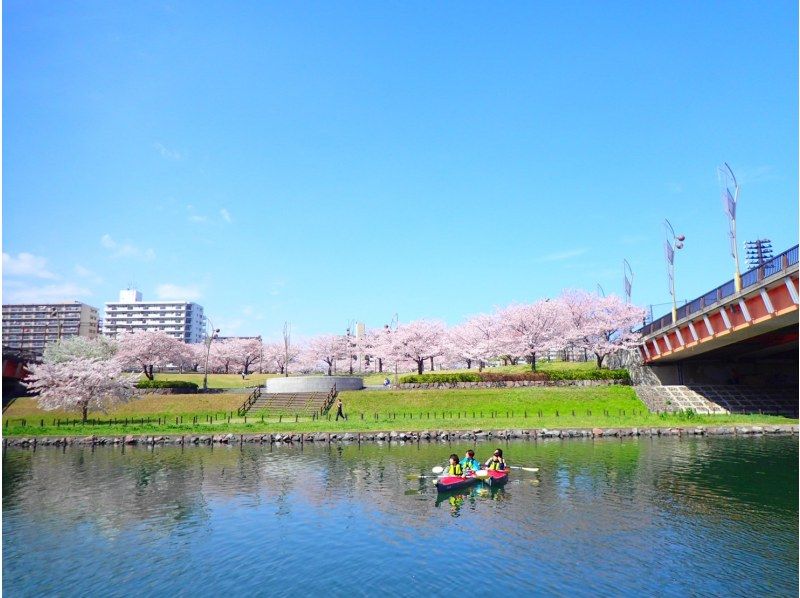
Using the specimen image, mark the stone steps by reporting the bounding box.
[634,385,798,416]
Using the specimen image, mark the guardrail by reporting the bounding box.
[638,244,799,337]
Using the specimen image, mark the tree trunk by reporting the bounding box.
[416,359,424,375]
[378,358,383,373]
[142,364,152,380]
[81,402,88,423]
[430,357,434,371]
[478,360,484,372]
[466,359,472,369]
[327,363,332,376]
[530,353,536,371]
[596,353,604,368]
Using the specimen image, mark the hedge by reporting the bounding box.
[136,380,200,391]
[545,369,631,383]
[479,372,549,382]
[399,369,630,385]
[400,373,482,384]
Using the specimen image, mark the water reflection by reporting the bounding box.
[3,437,797,597]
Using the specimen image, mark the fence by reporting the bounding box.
[5,407,663,431]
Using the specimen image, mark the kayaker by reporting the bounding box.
[460,449,481,472]
[445,454,465,477]
[484,448,507,471]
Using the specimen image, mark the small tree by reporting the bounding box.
[26,358,138,423]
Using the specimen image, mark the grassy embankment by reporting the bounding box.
[4,381,795,437]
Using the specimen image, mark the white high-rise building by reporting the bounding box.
[103,289,205,343]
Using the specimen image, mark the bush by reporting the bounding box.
[136,380,199,391]
[478,372,549,382]
[400,373,482,384]
[399,369,631,385]
[545,369,630,383]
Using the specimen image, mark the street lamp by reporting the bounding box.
[664,219,686,323]
[203,324,220,392]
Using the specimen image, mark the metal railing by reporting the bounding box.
[237,386,262,417]
[638,244,798,337]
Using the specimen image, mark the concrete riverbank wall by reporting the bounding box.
[5,424,796,447]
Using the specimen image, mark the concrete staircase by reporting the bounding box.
[635,385,798,417]
[239,388,337,417]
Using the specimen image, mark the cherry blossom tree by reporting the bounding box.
[26,357,139,422]
[305,334,348,376]
[263,341,299,375]
[42,336,118,364]
[559,291,646,368]
[497,300,570,371]
[392,319,447,375]
[116,330,185,380]
[447,313,501,371]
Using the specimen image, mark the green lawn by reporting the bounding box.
[4,385,794,437]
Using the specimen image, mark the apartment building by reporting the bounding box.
[103,289,204,343]
[2,302,100,356]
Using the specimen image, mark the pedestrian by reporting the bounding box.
[336,398,347,421]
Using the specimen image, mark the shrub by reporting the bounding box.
[478,372,549,382]
[400,373,482,384]
[545,369,630,383]
[136,380,199,391]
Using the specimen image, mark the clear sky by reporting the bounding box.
[3,1,797,340]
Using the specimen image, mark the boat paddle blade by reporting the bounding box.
[474,469,489,479]
[431,466,444,474]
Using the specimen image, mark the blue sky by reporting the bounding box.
[3,1,797,340]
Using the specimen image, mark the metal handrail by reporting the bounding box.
[320,383,338,415]
[237,386,262,417]
[638,244,798,337]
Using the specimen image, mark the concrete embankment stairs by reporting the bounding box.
[237,386,338,417]
[634,385,798,417]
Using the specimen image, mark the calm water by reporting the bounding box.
[3,436,797,596]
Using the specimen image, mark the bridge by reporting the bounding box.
[630,245,798,416]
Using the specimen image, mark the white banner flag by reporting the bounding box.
[664,240,674,265]
[723,188,736,219]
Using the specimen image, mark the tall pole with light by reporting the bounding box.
[664,219,686,323]
[203,320,220,392]
[718,162,742,292]
[384,313,399,388]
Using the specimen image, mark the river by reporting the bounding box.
[3,435,797,596]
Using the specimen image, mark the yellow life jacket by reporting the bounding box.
[447,463,463,476]
[488,459,502,471]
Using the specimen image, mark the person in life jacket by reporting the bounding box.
[460,449,481,472]
[445,454,465,477]
[484,448,507,470]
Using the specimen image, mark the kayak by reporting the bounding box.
[482,469,509,487]
[435,474,479,493]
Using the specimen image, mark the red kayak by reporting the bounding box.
[436,473,479,493]
[483,469,509,487]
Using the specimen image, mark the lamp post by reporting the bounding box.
[203,323,220,392]
[664,219,686,323]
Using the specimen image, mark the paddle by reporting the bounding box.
[508,466,539,472]
[431,466,444,475]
